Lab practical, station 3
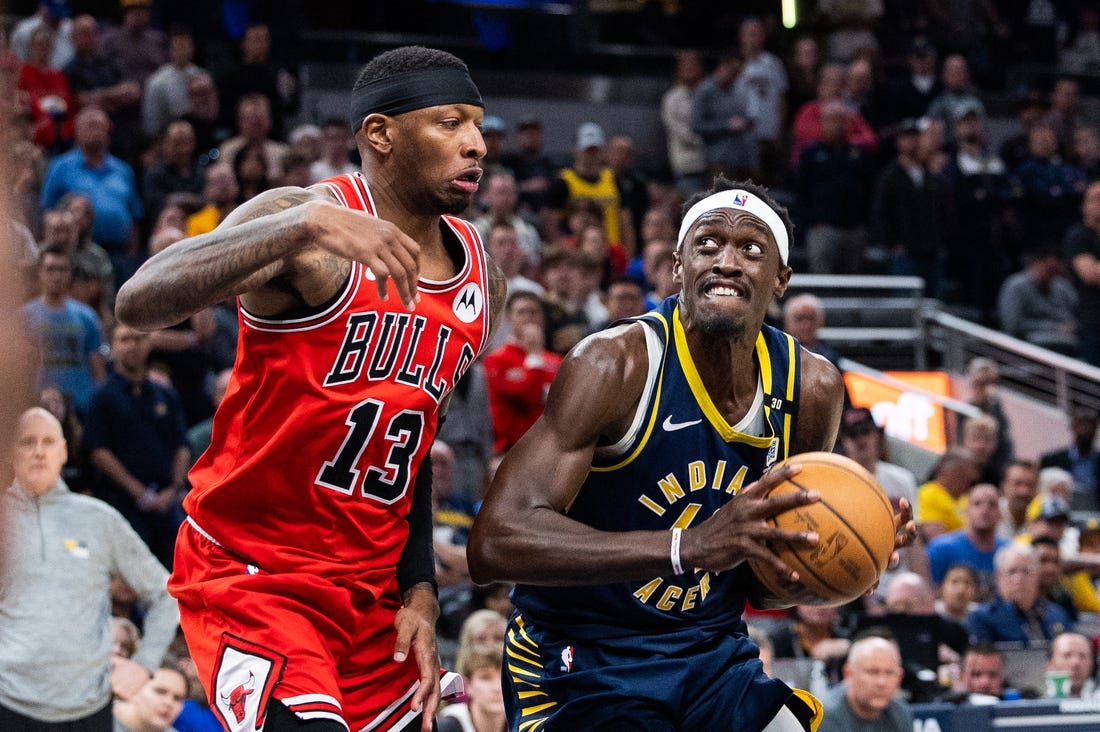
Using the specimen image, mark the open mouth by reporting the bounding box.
[453,169,482,192]
[703,281,747,299]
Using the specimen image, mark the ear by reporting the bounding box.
[360,113,393,155]
[774,264,792,298]
[672,250,683,286]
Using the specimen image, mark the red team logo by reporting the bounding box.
[221,671,256,724]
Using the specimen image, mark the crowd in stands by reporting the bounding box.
[3,0,1100,730]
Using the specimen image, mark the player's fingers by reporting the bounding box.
[894,519,918,549]
[371,261,391,302]
[762,485,820,516]
[374,247,418,310]
[392,616,413,664]
[768,527,819,548]
[895,496,914,524]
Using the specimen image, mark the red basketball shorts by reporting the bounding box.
[169,519,423,732]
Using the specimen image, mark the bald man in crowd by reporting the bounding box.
[819,635,912,732]
[0,407,178,730]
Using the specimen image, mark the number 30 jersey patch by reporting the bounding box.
[184,173,492,588]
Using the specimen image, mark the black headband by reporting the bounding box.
[349,68,484,130]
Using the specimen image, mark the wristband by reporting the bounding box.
[670,527,685,575]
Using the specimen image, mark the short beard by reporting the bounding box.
[695,313,746,340]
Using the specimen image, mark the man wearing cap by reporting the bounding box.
[546,122,631,254]
[471,176,915,730]
[479,114,508,177]
[10,0,75,71]
[499,115,555,214]
[116,45,503,732]
[885,36,941,124]
[100,0,166,88]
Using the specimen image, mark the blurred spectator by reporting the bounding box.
[1046,632,1098,698]
[111,667,187,732]
[917,446,980,541]
[1023,494,1073,547]
[926,55,985,143]
[483,291,562,454]
[786,35,821,126]
[1073,127,1100,183]
[485,221,543,313]
[40,106,143,287]
[40,384,90,492]
[433,440,474,594]
[185,161,238,237]
[1012,124,1087,249]
[546,123,627,251]
[10,0,74,71]
[871,116,952,293]
[691,51,758,183]
[959,358,1015,477]
[1040,407,1100,511]
[660,49,706,198]
[186,367,230,463]
[1044,78,1083,159]
[181,71,230,159]
[952,643,1005,702]
[479,114,507,178]
[218,93,289,182]
[18,25,76,152]
[936,563,979,622]
[577,221,626,292]
[21,245,106,416]
[1064,181,1100,366]
[473,171,541,270]
[926,0,1007,85]
[647,246,679,305]
[967,542,1071,645]
[926,483,1006,591]
[819,636,912,732]
[795,99,875,274]
[231,143,270,202]
[143,119,205,221]
[996,247,1078,353]
[0,407,178,728]
[99,0,166,88]
[772,605,851,687]
[287,123,322,168]
[9,139,45,235]
[607,133,647,257]
[997,460,1040,540]
[734,17,788,185]
[885,37,940,125]
[86,323,190,569]
[499,115,555,216]
[1059,6,1100,74]
[448,608,507,675]
[598,278,647,330]
[437,646,505,732]
[216,22,297,141]
[962,413,1004,485]
[1032,535,1099,624]
[142,25,204,139]
[836,406,918,514]
[817,0,882,63]
[435,360,494,504]
[844,55,888,135]
[111,616,140,659]
[783,293,840,366]
[1000,89,1051,173]
[946,104,1012,322]
[539,246,594,354]
[789,62,878,171]
[60,191,115,317]
[624,206,676,290]
[310,117,356,182]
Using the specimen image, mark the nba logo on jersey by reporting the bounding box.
[766,438,779,467]
[732,193,749,207]
[560,646,574,672]
[453,283,483,323]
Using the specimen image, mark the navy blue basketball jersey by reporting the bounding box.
[511,295,802,644]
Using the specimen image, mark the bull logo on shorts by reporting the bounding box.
[220,671,256,724]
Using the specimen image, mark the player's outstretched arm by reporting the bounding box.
[468,325,822,585]
[116,186,421,330]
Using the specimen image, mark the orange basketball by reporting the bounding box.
[748,452,896,607]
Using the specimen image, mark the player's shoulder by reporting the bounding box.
[798,346,843,401]
[556,320,654,398]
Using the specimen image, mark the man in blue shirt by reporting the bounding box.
[967,542,1071,646]
[21,246,106,416]
[40,106,143,286]
[926,483,1007,594]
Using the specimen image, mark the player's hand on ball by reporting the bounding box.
[683,462,819,578]
[890,496,918,568]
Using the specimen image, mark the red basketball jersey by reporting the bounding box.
[185,172,491,593]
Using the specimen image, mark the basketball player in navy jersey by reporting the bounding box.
[117,47,504,732]
[469,177,915,731]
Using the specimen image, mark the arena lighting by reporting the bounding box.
[781,0,798,28]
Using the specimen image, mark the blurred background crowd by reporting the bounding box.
[3,0,1100,730]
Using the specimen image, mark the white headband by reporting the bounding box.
[677,189,789,264]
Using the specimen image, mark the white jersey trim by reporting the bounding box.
[593,322,663,461]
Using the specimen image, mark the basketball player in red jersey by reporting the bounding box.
[116,46,504,732]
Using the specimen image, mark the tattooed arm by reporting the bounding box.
[116,186,422,330]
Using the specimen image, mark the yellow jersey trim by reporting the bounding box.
[782,332,797,460]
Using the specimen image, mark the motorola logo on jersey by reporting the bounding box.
[453,282,484,323]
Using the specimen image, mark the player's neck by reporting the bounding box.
[366,181,445,252]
